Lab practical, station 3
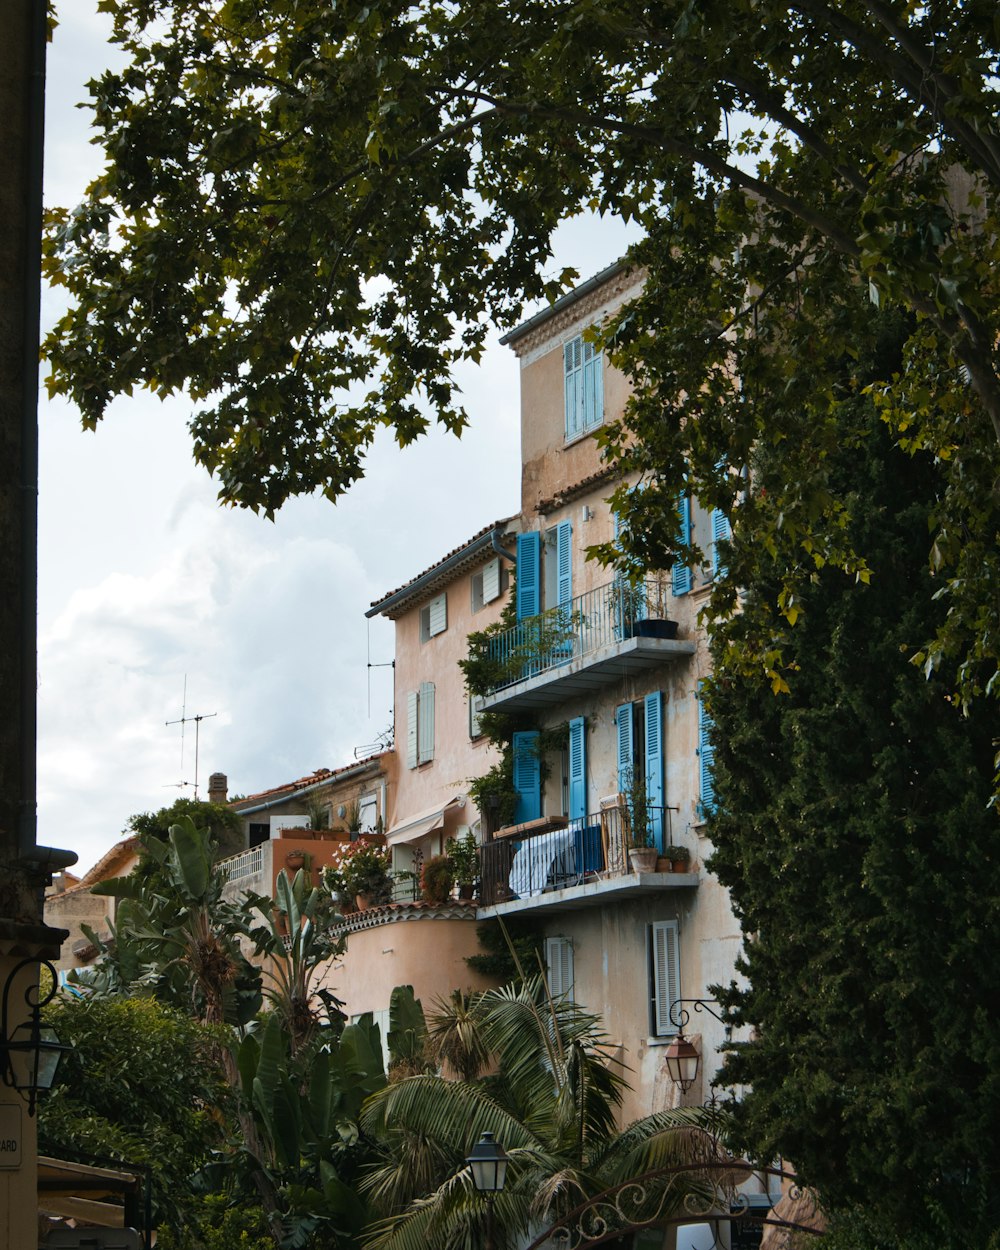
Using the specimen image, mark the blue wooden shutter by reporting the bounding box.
[698,685,715,815]
[512,730,541,824]
[616,703,633,794]
[673,493,692,595]
[711,506,730,578]
[582,340,603,429]
[516,532,540,621]
[644,692,664,851]
[568,716,586,820]
[556,520,573,607]
[564,338,582,439]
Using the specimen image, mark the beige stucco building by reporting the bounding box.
[332,263,746,1126]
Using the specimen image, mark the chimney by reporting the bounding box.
[208,772,228,804]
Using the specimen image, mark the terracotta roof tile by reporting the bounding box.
[231,752,390,809]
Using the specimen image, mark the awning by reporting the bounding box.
[386,796,466,846]
[38,1155,146,1238]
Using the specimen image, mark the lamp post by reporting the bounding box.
[1,958,70,1115]
[467,1131,509,1250]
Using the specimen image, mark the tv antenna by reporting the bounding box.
[166,676,217,799]
[366,619,394,718]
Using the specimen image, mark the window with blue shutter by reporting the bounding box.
[697,685,715,816]
[616,703,633,796]
[556,520,573,608]
[516,531,540,622]
[564,334,604,440]
[568,717,586,821]
[644,692,664,852]
[673,493,692,595]
[512,730,541,824]
[711,506,730,578]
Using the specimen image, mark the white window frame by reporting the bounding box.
[649,920,681,1037]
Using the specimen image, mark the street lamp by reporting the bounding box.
[1,958,70,1116]
[467,1131,509,1250]
[663,1031,701,1093]
[664,998,729,1095]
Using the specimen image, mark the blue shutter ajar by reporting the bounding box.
[711,505,730,578]
[512,730,541,825]
[672,493,692,596]
[568,717,586,821]
[644,692,664,852]
[698,686,715,816]
[616,703,633,795]
[516,531,541,623]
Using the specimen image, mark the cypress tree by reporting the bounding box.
[708,320,1000,1246]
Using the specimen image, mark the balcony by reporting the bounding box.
[478,579,695,713]
[479,804,698,915]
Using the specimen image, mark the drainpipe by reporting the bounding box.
[491,527,516,564]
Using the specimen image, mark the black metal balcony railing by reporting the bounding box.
[479,805,687,906]
[484,578,675,695]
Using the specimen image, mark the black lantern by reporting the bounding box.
[467,1131,508,1250]
[1,958,70,1115]
[663,1031,701,1093]
[467,1130,509,1193]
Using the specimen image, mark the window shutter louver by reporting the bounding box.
[512,730,541,824]
[651,920,680,1035]
[516,532,540,621]
[406,690,419,769]
[564,341,581,439]
[673,493,692,595]
[428,593,447,636]
[418,681,435,764]
[698,685,715,815]
[616,703,633,794]
[568,717,586,821]
[556,520,573,607]
[546,936,575,1000]
[644,692,664,851]
[482,558,500,603]
[711,506,730,577]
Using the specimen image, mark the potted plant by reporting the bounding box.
[609,578,646,639]
[421,854,455,905]
[339,838,392,909]
[285,847,311,873]
[665,844,691,873]
[624,766,658,873]
[446,831,479,899]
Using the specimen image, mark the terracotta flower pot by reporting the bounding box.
[628,847,658,873]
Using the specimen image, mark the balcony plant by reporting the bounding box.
[446,831,479,899]
[338,838,392,909]
[420,854,454,905]
[623,766,657,872]
[664,844,691,872]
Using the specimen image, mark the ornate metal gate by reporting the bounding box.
[523,1161,823,1250]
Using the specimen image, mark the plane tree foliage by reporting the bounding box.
[706,318,1000,1246]
[43,1,1000,707]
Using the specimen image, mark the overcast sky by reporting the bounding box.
[38,7,640,876]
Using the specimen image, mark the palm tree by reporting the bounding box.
[359,975,724,1250]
